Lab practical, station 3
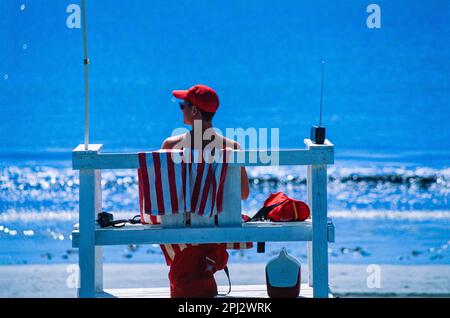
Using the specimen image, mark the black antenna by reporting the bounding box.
[310,60,326,144]
[319,60,325,126]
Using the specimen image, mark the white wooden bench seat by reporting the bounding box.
[72,139,334,298]
[72,219,335,246]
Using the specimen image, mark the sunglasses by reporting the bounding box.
[179,101,193,110]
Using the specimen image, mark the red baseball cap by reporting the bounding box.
[172,84,220,113]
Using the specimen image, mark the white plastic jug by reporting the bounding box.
[265,248,301,298]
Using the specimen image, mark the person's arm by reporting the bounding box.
[233,143,250,200]
[161,134,184,150]
[240,166,250,200]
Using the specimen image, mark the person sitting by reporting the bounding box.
[161,84,250,297]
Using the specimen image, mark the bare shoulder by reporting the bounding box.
[216,134,242,150]
[161,133,187,150]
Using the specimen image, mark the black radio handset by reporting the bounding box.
[310,61,326,144]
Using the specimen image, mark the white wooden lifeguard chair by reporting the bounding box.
[71,139,335,298]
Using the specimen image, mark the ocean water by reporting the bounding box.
[1,0,449,266]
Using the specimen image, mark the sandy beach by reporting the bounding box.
[0,263,449,298]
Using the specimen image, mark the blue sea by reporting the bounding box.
[0,0,449,266]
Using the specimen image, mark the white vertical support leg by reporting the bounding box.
[191,213,215,227]
[93,169,103,293]
[75,144,103,298]
[307,164,313,288]
[162,214,186,228]
[217,166,242,227]
[307,164,329,298]
[305,139,333,298]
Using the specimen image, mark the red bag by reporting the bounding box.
[249,192,310,222]
[168,244,229,298]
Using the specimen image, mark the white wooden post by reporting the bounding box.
[305,139,332,298]
[217,166,242,227]
[161,214,186,228]
[191,213,216,227]
[74,144,103,298]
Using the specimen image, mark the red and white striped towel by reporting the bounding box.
[137,149,252,265]
[138,149,229,220]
